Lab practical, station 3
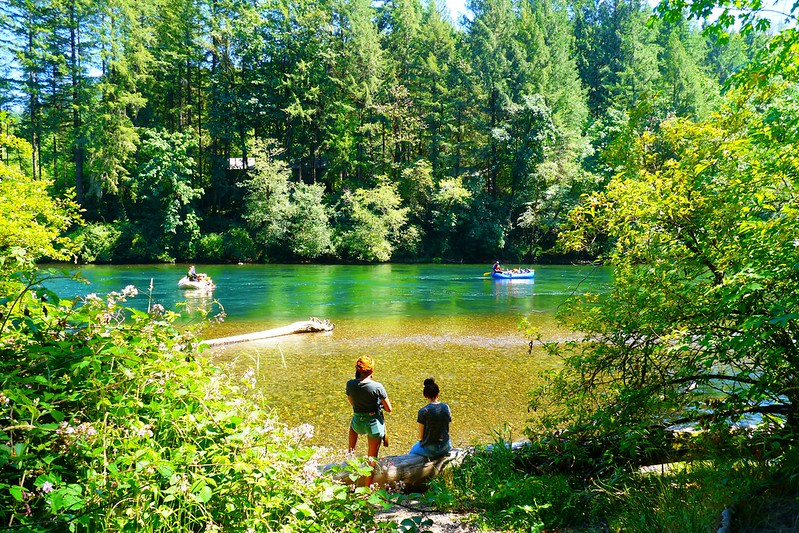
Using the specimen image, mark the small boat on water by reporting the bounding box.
[491,269,535,280]
[178,275,215,290]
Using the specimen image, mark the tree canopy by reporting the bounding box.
[0,0,770,263]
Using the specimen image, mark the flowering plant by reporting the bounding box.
[0,268,392,531]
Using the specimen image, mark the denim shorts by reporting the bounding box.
[351,413,385,439]
[409,439,451,459]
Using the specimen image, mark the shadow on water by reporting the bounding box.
[45,263,611,459]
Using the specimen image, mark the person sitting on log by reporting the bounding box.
[346,355,392,486]
[408,377,451,459]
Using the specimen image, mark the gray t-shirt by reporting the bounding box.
[417,402,451,446]
[346,378,388,414]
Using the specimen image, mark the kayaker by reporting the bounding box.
[408,378,452,459]
[346,355,392,486]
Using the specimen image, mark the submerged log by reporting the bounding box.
[204,317,334,347]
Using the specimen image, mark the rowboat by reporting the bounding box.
[178,275,215,290]
[491,270,535,280]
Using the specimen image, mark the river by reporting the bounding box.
[45,263,611,458]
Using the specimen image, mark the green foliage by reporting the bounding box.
[429,177,473,258]
[0,266,394,532]
[223,227,258,263]
[197,232,226,263]
[336,181,410,262]
[543,80,799,451]
[428,436,579,531]
[70,222,123,263]
[242,140,334,261]
[129,129,203,262]
[0,119,81,266]
[0,0,775,264]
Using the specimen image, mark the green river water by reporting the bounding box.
[48,263,611,459]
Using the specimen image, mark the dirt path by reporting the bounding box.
[376,502,499,532]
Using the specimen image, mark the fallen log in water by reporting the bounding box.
[204,317,334,347]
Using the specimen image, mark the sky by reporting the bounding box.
[444,0,797,28]
[445,0,468,22]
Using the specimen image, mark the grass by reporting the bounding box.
[425,439,799,532]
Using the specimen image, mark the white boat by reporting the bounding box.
[177,275,215,290]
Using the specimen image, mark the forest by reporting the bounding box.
[0,0,770,263]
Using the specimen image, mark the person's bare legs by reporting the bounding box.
[364,435,382,487]
[348,426,358,453]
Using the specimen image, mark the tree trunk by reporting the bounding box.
[70,0,84,205]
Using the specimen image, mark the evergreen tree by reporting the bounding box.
[86,0,153,219]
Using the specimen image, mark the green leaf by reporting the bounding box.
[9,486,24,502]
[196,485,213,504]
[292,502,316,518]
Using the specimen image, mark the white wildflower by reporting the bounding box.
[242,368,257,389]
[301,459,320,483]
[122,285,138,298]
[135,424,154,438]
[290,423,315,442]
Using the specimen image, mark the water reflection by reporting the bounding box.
[181,290,215,315]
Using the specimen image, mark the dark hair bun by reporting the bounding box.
[423,378,440,399]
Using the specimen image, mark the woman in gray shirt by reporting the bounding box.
[409,378,451,459]
[346,356,392,486]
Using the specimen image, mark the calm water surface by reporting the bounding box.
[47,263,611,458]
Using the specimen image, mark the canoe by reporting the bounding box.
[491,270,535,280]
[177,276,215,290]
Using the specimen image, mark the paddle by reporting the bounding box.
[483,271,492,276]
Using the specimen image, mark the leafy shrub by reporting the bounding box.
[113,221,169,263]
[0,267,388,531]
[70,222,122,263]
[428,437,582,531]
[197,232,225,262]
[224,227,258,263]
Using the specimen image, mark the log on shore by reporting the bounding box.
[204,318,334,347]
[323,443,528,489]
[322,452,458,489]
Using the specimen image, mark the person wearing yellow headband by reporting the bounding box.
[346,355,392,486]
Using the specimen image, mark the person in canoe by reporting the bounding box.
[187,265,197,281]
[492,261,502,273]
[408,377,452,459]
[346,356,392,486]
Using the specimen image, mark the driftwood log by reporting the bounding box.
[323,442,529,490]
[204,317,334,347]
[322,451,461,490]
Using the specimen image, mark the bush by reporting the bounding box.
[0,268,389,531]
[113,221,169,263]
[197,232,225,262]
[224,227,258,263]
[428,436,583,531]
[70,222,122,263]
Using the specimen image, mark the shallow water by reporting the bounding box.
[46,263,611,458]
